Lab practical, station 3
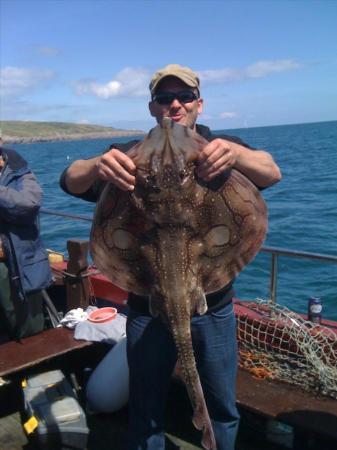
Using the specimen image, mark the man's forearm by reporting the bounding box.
[234,143,282,188]
[64,157,100,194]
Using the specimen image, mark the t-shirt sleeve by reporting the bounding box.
[59,167,104,202]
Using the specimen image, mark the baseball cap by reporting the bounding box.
[149,64,200,96]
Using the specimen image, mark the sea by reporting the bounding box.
[13,120,337,320]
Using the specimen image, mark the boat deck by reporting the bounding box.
[0,380,287,450]
[1,243,336,450]
[2,354,336,450]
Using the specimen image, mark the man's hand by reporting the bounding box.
[196,139,238,181]
[96,148,136,191]
[195,138,282,187]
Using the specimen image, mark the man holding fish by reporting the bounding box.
[61,64,281,450]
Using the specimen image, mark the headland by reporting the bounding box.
[0,121,144,144]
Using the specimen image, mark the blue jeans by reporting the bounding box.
[126,301,240,450]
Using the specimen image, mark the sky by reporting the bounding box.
[1,0,336,131]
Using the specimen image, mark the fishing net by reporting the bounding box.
[235,299,337,399]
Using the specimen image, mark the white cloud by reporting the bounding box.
[0,66,55,97]
[199,68,240,84]
[74,67,149,99]
[75,79,122,99]
[74,59,303,100]
[199,59,303,84]
[219,112,237,119]
[245,59,303,78]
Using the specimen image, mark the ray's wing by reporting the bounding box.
[195,169,268,293]
[90,181,155,295]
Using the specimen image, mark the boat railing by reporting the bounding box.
[41,208,93,222]
[41,208,337,304]
[261,246,337,304]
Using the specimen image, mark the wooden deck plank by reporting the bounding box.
[0,328,92,377]
[236,368,337,439]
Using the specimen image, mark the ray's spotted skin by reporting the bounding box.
[90,118,268,450]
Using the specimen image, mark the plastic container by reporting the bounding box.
[88,306,117,323]
[22,369,88,450]
[47,250,64,264]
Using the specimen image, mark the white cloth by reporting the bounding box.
[60,306,97,329]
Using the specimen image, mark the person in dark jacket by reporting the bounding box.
[60,64,281,450]
[0,145,52,340]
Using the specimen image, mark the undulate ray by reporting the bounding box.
[90,117,268,450]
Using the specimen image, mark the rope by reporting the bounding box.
[51,266,100,280]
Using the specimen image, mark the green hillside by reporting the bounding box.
[0,121,143,143]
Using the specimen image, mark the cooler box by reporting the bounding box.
[22,369,89,450]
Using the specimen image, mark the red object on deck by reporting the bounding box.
[88,307,117,323]
[50,261,337,333]
[51,261,128,305]
[89,272,128,304]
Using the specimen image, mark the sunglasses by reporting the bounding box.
[152,91,198,105]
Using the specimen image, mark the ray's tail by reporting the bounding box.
[172,325,217,450]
